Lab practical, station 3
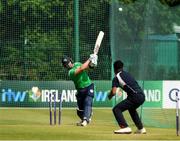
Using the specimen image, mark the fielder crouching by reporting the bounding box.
[62,54,97,126]
[108,60,146,134]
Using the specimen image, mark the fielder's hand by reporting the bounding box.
[108,94,113,100]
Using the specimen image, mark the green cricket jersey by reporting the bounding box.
[68,62,92,90]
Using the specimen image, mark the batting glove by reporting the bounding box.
[89,55,98,68]
[89,54,97,61]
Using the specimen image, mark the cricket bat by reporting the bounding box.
[93,31,104,55]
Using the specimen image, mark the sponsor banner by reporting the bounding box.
[163,81,180,109]
[142,81,162,108]
[94,81,112,107]
[0,80,177,109]
[0,81,112,107]
[0,81,77,107]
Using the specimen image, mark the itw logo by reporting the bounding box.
[2,89,26,102]
[94,91,108,101]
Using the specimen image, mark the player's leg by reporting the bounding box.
[128,108,146,134]
[129,94,146,134]
[77,109,83,120]
[113,99,133,134]
[129,108,143,129]
[113,99,132,128]
[81,83,94,126]
[83,95,93,122]
[76,94,85,126]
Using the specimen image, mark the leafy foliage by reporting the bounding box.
[0,0,179,80]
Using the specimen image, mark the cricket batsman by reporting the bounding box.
[62,54,97,126]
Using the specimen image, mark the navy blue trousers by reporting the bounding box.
[76,83,94,122]
[113,93,145,129]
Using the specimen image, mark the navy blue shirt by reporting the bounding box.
[112,70,143,96]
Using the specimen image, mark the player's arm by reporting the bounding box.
[108,87,117,100]
[108,77,119,100]
[74,59,91,75]
[74,54,98,75]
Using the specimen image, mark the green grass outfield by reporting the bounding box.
[0,108,179,140]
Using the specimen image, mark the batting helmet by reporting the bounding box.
[62,56,73,68]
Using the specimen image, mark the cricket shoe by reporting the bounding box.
[81,120,88,126]
[76,120,88,127]
[114,127,132,134]
[134,128,146,134]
